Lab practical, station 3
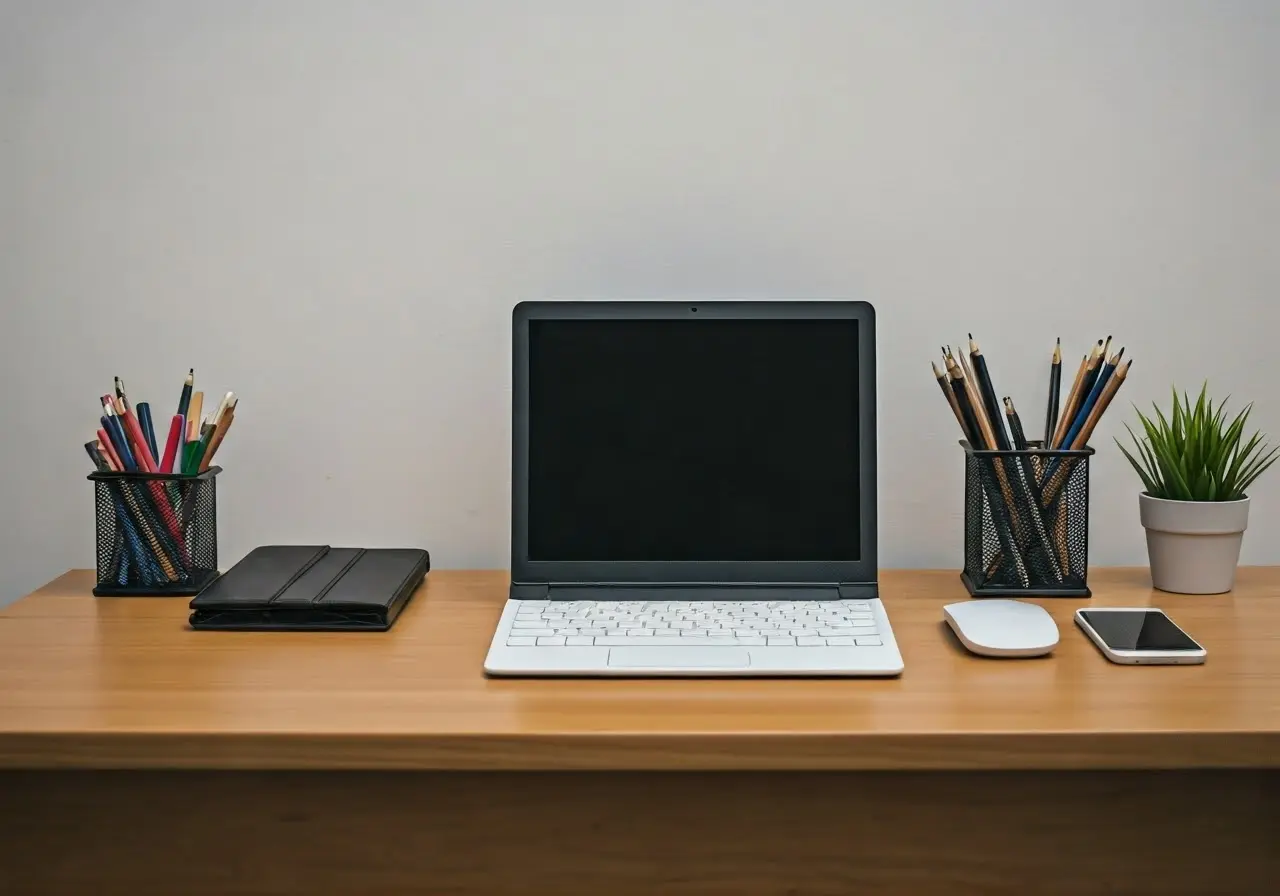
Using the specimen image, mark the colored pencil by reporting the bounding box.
[955,348,990,441]
[177,369,193,419]
[137,402,159,461]
[96,428,123,472]
[1005,397,1029,451]
[944,353,983,447]
[186,418,216,475]
[186,392,204,442]
[101,406,136,471]
[120,406,156,472]
[199,399,237,471]
[159,414,183,474]
[968,335,1010,450]
[1060,347,1124,453]
[114,376,132,415]
[1042,359,1133,503]
[1050,353,1091,449]
[86,443,147,584]
[1068,340,1105,430]
[944,353,1029,585]
[933,361,970,442]
[1043,338,1061,447]
[1069,357,1131,451]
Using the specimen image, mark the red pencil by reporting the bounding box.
[96,429,123,471]
[120,408,156,472]
[159,414,183,474]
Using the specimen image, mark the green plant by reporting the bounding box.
[1116,383,1278,502]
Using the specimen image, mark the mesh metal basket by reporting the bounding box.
[90,467,220,596]
[960,442,1092,597]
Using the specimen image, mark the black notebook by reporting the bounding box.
[188,545,430,631]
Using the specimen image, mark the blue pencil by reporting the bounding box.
[101,408,137,471]
[1060,347,1124,452]
[137,402,159,461]
[85,442,159,585]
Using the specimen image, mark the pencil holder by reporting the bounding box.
[959,441,1093,597]
[89,467,221,596]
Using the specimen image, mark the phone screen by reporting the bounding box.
[1079,610,1201,652]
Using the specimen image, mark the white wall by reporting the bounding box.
[2,1,1277,602]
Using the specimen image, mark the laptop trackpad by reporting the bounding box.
[607,647,751,669]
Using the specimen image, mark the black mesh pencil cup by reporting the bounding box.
[960,441,1092,597]
[89,467,221,596]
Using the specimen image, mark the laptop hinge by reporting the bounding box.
[838,582,879,599]
[510,582,550,600]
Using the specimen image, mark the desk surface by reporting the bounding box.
[1,567,1277,771]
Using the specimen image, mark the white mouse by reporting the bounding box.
[943,599,1059,658]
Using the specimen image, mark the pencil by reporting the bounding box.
[210,391,235,427]
[101,405,136,472]
[120,406,157,472]
[177,369,193,419]
[1060,347,1124,452]
[1043,338,1061,447]
[186,419,216,474]
[945,355,983,447]
[968,334,1011,450]
[186,392,204,442]
[114,376,131,415]
[955,348,992,443]
[86,442,148,584]
[933,362,970,442]
[1050,353,1090,449]
[1069,357,1131,450]
[949,354,1030,585]
[96,428,123,472]
[1075,339,1106,416]
[1043,358,1134,503]
[136,402,159,462]
[1004,397,1029,451]
[198,401,236,471]
[1002,396,1062,580]
[159,414,184,474]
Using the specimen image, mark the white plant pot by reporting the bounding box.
[1138,493,1250,594]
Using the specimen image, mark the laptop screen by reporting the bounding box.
[527,317,860,563]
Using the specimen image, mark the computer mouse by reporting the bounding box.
[942,599,1059,658]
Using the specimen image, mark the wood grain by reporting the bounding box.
[2,769,1277,896]
[1,568,1278,770]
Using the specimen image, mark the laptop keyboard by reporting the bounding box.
[506,600,883,647]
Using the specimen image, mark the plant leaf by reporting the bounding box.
[1116,438,1160,495]
[1120,385,1275,501]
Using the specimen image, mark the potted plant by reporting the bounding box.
[1117,384,1277,594]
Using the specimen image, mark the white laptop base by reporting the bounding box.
[483,596,904,677]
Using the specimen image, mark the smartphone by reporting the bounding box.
[1074,608,1206,665]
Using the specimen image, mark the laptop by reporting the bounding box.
[483,300,903,677]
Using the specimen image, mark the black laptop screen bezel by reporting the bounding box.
[510,300,878,585]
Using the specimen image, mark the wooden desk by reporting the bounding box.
[1,568,1277,895]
